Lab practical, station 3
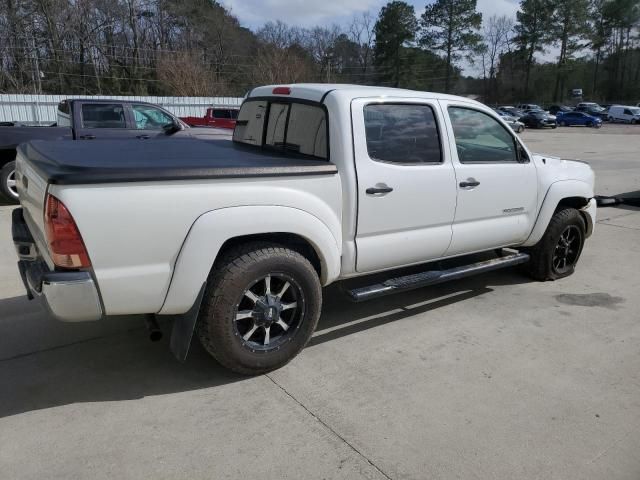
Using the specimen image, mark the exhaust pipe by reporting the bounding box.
[144,315,163,342]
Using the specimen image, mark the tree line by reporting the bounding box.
[0,0,639,104]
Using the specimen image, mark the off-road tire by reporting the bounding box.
[197,242,322,375]
[525,208,586,281]
[0,161,18,203]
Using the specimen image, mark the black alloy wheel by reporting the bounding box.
[233,273,304,351]
[552,225,583,275]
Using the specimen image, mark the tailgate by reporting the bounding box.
[15,148,51,266]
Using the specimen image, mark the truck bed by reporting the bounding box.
[18,138,338,185]
[0,125,70,150]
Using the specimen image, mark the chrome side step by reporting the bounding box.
[347,252,530,302]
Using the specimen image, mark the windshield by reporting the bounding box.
[629,107,640,115]
[233,99,328,160]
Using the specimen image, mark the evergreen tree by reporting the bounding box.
[514,0,555,99]
[373,1,419,87]
[420,0,483,93]
[550,0,589,101]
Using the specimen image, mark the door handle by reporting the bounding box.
[459,180,480,188]
[79,134,95,140]
[136,135,150,139]
[366,185,393,195]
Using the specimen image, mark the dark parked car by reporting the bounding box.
[547,105,572,115]
[497,106,526,119]
[0,99,231,202]
[557,111,602,128]
[520,111,558,129]
[574,105,608,120]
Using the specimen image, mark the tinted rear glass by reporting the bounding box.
[233,100,328,160]
[81,104,126,129]
[364,104,441,164]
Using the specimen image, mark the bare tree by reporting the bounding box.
[348,11,375,78]
[481,14,514,103]
[156,51,221,95]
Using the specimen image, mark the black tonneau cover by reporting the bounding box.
[19,138,337,185]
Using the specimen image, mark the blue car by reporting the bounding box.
[557,111,603,128]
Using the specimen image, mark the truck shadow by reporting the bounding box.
[0,267,531,419]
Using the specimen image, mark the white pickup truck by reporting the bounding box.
[12,84,596,374]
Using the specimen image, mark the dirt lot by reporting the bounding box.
[1,126,639,479]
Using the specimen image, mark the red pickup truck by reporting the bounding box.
[180,107,239,129]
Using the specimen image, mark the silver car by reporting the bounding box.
[494,109,525,133]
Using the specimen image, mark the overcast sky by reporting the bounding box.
[220,0,524,75]
[220,0,521,30]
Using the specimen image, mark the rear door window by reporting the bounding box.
[81,104,126,129]
[363,104,441,164]
[212,109,232,119]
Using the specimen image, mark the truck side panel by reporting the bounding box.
[159,205,342,315]
[50,175,342,315]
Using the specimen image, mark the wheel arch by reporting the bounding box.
[523,181,595,247]
[215,232,323,277]
[159,205,342,315]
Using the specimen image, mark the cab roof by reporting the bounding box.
[249,84,481,106]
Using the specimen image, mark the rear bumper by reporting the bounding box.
[12,208,103,322]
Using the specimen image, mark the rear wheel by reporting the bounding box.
[587,121,594,128]
[632,119,637,125]
[525,208,586,281]
[0,161,19,203]
[197,243,322,375]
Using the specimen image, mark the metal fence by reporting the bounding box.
[0,94,245,124]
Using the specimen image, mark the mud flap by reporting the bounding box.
[169,283,206,362]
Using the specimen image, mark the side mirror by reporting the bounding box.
[163,120,181,135]
[517,143,529,163]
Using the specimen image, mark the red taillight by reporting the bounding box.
[44,194,91,269]
[272,86,291,95]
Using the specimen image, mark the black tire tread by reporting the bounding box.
[197,242,321,375]
[526,208,585,281]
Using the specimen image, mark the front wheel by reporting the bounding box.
[525,208,586,281]
[197,243,322,375]
[0,161,19,203]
